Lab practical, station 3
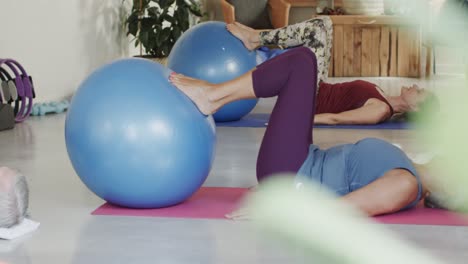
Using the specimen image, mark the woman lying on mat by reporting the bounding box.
[170,47,442,219]
[312,81,438,125]
[226,19,439,125]
[0,167,29,228]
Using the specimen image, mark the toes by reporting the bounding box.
[176,75,201,85]
[172,73,185,78]
[169,75,179,84]
[169,76,187,88]
[170,74,192,85]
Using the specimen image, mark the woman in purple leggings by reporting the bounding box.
[170,47,431,219]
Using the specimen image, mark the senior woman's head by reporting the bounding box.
[0,167,29,228]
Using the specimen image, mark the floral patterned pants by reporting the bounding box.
[259,16,333,86]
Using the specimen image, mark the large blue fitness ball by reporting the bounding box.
[65,59,216,208]
[167,21,258,122]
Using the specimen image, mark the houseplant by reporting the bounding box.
[125,0,203,64]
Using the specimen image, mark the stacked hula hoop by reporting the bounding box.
[0,59,35,131]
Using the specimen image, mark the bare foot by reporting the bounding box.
[225,206,251,220]
[234,22,254,31]
[226,23,260,50]
[225,185,257,220]
[169,73,216,115]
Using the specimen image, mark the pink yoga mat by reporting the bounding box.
[93,187,249,219]
[92,187,468,226]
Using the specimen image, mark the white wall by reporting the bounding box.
[1,0,134,102]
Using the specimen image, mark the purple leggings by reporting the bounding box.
[253,47,318,181]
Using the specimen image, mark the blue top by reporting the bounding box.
[297,138,422,209]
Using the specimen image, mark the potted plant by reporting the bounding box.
[125,0,204,65]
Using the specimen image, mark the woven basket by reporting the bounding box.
[342,0,385,15]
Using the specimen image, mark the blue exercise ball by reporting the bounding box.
[167,21,258,122]
[65,58,216,208]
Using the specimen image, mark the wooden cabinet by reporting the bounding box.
[328,15,422,77]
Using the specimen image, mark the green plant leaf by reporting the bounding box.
[161,13,175,24]
[154,25,163,47]
[126,10,139,24]
[174,9,188,24]
[140,31,149,48]
[172,26,182,39]
[175,8,189,30]
[148,33,159,56]
[160,27,171,42]
[189,8,202,17]
[147,6,160,17]
[140,17,154,31]
[175,0,186,6]
[126,11,140,36]
[188,4,203,17]
[162,44,170,56]
[158,0,176,8]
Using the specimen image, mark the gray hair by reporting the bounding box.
[0,174,29,228]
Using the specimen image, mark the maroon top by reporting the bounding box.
[316,80,393,115]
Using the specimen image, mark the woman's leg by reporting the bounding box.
[342,169,420,216]
[227,17,333,85]
[253,48,318,181]
[170,47,318,182]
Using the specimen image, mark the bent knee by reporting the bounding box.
[287,47,316,65]
[385,171,420,212]
[398,172,419,193]
[393,170,419,196]
[287,48,318,81]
